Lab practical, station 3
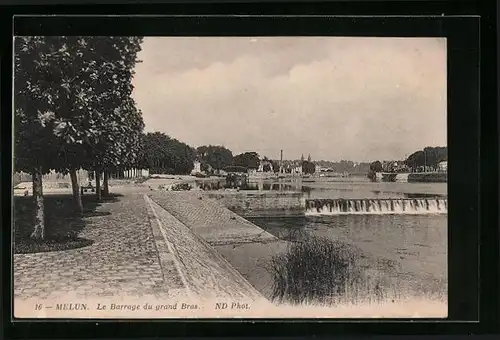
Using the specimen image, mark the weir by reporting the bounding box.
[305,198,447,215]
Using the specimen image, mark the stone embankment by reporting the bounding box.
[147,191,289,299]
[144,194,267,301]
[206,191,305,218]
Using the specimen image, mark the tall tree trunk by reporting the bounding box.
[69,168,84,214]
[103,169,109,196]
[31,167,45,240]
[95,170,102,202]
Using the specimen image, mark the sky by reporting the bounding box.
[131,37,447,162]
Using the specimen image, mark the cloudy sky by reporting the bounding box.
[131,37,447,162]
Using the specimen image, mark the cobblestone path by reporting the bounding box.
[14,193,185,301]
[144,195,266,301]
[148,191,277,245]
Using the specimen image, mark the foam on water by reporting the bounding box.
[305,198,447,216]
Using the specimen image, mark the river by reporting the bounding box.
[245,177,448,303]
[189,176,447,305]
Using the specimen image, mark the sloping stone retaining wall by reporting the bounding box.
[206,191,305,217]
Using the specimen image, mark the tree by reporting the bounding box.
[302,160,316,174]
[14,37,68,240]
[196,145,233,170]
[200,162,211,174]
[270,160,280,173]
[73,37,144,200]
[25,36,99,211]
[369,161,383,172]
[233,152,260,170]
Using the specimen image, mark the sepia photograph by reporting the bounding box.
[13,35,448,318]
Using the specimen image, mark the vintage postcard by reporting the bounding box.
[13,36,448,319]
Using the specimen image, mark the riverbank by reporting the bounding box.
[408,172,447,183]
[375,172,447,184]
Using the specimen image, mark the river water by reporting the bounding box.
[245,177,448,302]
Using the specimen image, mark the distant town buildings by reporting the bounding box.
[191,160,202,174]
[438,161,447,172]
[257,159,274,172]
[382,160,409,173]
[191,159,213,175]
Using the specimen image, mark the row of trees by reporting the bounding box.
[194,147,280,173]
[138,132,196,174]
[15,36,145,240]
[368,146,448,174]
[405,146,447,169]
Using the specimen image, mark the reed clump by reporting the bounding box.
[267,234,400,305]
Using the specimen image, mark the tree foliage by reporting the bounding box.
[196,145,233,170]
[15,36,145,175]
[200,162,211,173]
[369,161,383,172]
[302,160,316,174]
[405,147,447,169]
[233,152,260,170]
[270,160,280,173]
[14,37,67,175]
[139,132,195,174]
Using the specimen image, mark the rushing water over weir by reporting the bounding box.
[305,198,448,215]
